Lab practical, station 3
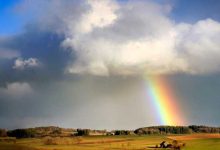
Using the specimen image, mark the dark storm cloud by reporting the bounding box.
[0,0,89,85]
[0,24,75,129]
[0,76,151,130]
[168,74,220,126]
[0,0,85,129]
[0,25,72,85]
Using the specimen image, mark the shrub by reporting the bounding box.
[76,129,90,136]
[0,129,7,137]
[114,130,131,135]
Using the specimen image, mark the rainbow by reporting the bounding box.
[145,76,185,125]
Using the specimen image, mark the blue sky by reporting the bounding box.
[0,0,29,35]
[1,0,220,35]
[0,0,20,35]
[172,0,220,22]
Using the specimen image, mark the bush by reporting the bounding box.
[0,129,7,137]
[76,129,90,136]
[114,130,131,135]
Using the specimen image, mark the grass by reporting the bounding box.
[183,138,220,150]
[0,134,220,150]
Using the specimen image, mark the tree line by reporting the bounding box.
[1,125,220,138]
[134,125,220,135]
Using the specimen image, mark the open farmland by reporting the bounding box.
[0,134,220,150]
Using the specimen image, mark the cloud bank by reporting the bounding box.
[2,0,220,76]
[53,0,220,76]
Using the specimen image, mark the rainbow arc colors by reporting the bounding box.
[145,76,185,125]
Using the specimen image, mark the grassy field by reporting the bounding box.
[0,134,220,150]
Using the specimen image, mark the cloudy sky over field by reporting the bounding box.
[0,0,220,129]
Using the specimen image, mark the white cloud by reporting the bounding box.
[13,57,40,70]
[74,0,118,34]
[44,0,220,75]
[0,82,33,99]
[176,19,220,74]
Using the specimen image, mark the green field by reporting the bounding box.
[0,134,220,150]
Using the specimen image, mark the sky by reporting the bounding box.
[0,0,220,130]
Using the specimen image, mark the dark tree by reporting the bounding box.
[7,129,36,138]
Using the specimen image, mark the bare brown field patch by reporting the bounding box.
[79,138,134,144]
[168,133,220,141]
